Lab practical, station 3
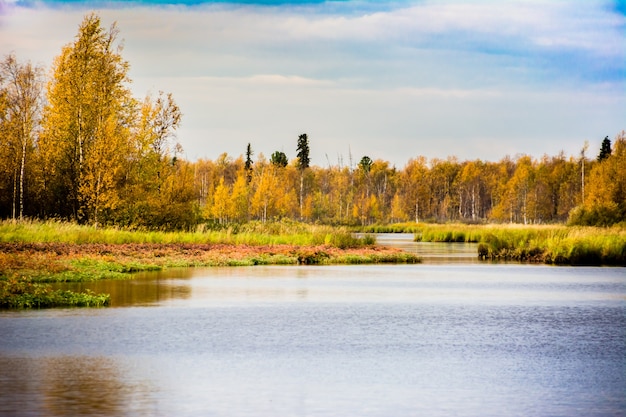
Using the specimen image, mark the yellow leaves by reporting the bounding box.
[211,177,230,223]
[586,134,626,211]
[79,114,129,223]
[136,91,181,159]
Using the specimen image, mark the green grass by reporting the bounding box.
[0,219,371,248]
[356,222,424,234]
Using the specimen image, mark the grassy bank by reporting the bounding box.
[358,222,626,265]
[411,223,625,265]
[0,220,418,308]
[0,219,375,247]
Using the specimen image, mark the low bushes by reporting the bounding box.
[0,277,109,308]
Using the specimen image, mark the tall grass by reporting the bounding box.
[0,219,372,248]
[356,222,424,234]
[412,223,626,265]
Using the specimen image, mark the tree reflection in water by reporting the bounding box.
[0,356,155,417]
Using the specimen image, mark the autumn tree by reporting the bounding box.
[250,156,276,222]
[457,161,483,221]
[229,170,250,222]
[571,132,626,225]
[211,177,230,224]
[115,89,182,227]
[39,13,134,224]
[400,157,429,223]
[0,54,44,220]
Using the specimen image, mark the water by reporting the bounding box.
[1,236,625,417]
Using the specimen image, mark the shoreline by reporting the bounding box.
[0,242,420,309]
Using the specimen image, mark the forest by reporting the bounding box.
[1,13,625,230]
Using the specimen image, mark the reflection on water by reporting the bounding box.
[55,262,626,308]
[55,235,478,307]
[0,356,155,417]
[54,268,193,307]
[374,233,479,263]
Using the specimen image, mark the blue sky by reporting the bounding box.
[1,0,624,167]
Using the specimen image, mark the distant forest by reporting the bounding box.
[1,13,624,229]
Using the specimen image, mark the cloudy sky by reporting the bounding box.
[1,0,624,167]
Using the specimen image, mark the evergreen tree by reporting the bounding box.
[598,136,611,162]
[245,143,253,183]
[296,133,310,170]
[296,133,310,220]
[270,151,288,168]
[358,156,373,174]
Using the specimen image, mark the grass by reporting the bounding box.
[0,219,373,248]
[356,222,424,234]
[409,223,625,265]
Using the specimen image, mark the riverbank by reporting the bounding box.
[0,221,419,308]
[360,223,626,265]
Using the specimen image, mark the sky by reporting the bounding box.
[1,0,624,168]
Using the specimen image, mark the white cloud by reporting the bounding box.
[0,1,624,166]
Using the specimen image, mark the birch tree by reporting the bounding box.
[0,54,44,220]
[40,13,133,222]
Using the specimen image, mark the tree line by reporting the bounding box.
[1,13,624,229]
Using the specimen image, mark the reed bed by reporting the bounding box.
[412,223,625,265]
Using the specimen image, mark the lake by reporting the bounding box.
[1,234,625,417]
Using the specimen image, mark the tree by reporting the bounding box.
[572,132,626,226]
[296,133,310,171]
[400,157,429,223]
[245,143,253,183]
[229,170,250,222]
[39,13,134,223]
[0,54,44,220]
[296,133,310,220]
[270,151,288,168]
[580,141,589,206]
[211,177,230,224]
[598,136,611,162]
[250,162,279,223]
[139,91,181,160]
[358,156,372,173]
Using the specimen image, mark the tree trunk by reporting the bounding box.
[299,173,304,221]
[415,198,419,223]
[19,128,26,221]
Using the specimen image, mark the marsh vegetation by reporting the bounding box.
[361,223,626,265]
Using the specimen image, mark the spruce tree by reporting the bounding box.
[598,136,611,162]
[296,133,310,220]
